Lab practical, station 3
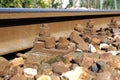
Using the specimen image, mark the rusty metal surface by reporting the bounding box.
[0,9,120,55]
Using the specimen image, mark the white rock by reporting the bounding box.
[99,43,109,49]
[88,44,96,53]
[114,34,120,39]
[61,70,74,80]
[76,48,82,52]
[61,66,92,80]
[24,68,37,78]
[37,75,51,80]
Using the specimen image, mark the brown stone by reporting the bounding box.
[52,61,70,74]
[64,54,74,64]
[24,54,44,68]
[11,57,24,67]
[5,66,17,79]
[87,53,100,62]
[27,77,34,80]
[70,31,81,44]
[8,66,23,77]
[77,43,88,51]
[45,37,56,49]
[93,72,112,80]
[79,54,94,68]
[0,57,10,77]
[16,66,23,75]
[91,37,100,45]
[32,41,45,52]
[111,69,120,80]
[112,56,120,69]
[0,77,5,80]
[72,53,99,68]
[100,53,113,62]
[69,42,76,50]
[0,78,4,80]
[99,53,114,67]
[10,74,27,80]
[70,31,88,51]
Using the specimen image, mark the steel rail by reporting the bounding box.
[1,8,120,12]
[0,8,120,19]
[0,8,120,55]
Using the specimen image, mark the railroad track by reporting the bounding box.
[0,8,120,55]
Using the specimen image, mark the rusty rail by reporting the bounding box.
[0,8,120,55]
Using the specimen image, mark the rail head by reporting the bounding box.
[0,8,120,12]
[0,8,120,19]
